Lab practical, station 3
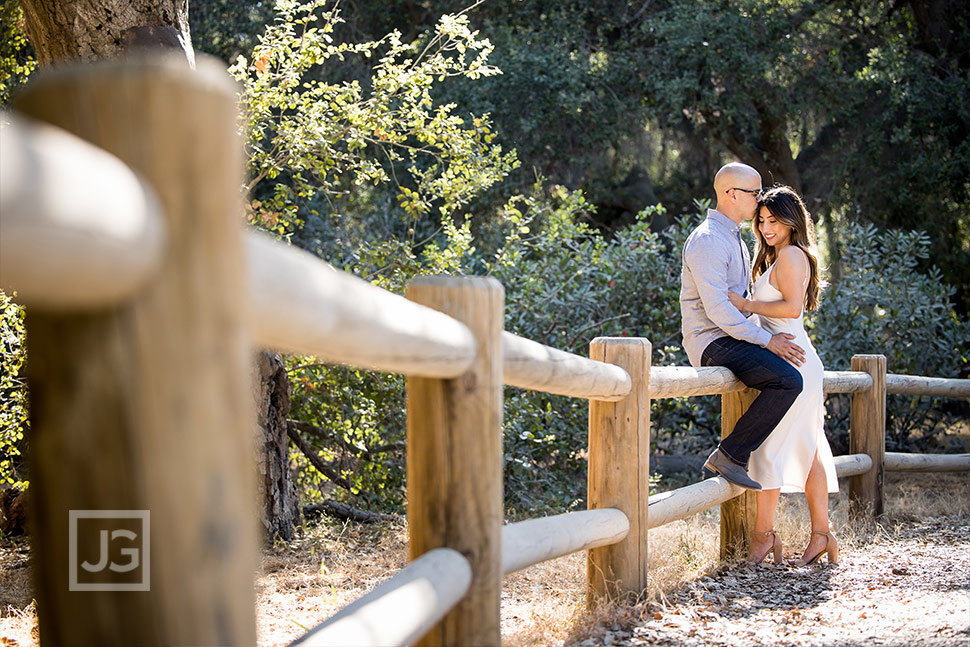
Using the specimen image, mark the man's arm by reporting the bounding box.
[684,236,773,347]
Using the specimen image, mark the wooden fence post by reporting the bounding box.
[849,354,887,522]
[719,388,759,560]
[406,276,504,647]
[587,337,651,602]
[13,55,257,645]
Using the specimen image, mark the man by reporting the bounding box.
[681,162,805,490]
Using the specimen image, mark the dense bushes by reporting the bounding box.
[283,189,968,513]
[0,291,27,489]
[810,224,970,453]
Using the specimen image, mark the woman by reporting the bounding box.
[727,185,839,566]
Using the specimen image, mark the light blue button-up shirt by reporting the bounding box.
[680,209,773,366]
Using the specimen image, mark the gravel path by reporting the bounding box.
[583,515,970,647]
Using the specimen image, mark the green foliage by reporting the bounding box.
[0,1,37,106]
[229,0,517,237]
[634,0,970,307]
[190,0,276,64]
[488,188,699,510]
[0,291,28,488]
[809,223,970,453]
[287,360,407,511]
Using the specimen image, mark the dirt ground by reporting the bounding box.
[1,472,967,646]
[592,514,970,647]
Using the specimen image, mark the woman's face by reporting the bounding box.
[757,206,793,248]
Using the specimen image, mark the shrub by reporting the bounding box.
[809,223,970,452]
[0,290,27,488]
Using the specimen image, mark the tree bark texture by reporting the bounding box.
[19,0,194,67]
[253,350,300,542]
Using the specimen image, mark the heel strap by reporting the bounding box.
[753,530,776,537]
[812,530,832,537]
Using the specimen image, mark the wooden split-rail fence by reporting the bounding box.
[1,55,968,647]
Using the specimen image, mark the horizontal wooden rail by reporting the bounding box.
[886,374,970,398]
[290,548,471,647]
[503,333,632,401]
[647,477,743,529]
[823,370,875,394]
[0,112,164,309]
[247,233,477,378]
[884,452,970,472]
[833,453,874,477]
[648,366,745,398]
[247,232,635,392]
[501,509,629,575]
[645,453,872,529]
[648,367,873,399]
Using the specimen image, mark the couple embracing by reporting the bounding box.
[680,162,839,567]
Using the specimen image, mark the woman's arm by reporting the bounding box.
[728,247,808,318]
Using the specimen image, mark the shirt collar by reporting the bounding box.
[707,208,743,234]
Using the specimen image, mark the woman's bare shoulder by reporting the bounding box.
[776,245,809,268]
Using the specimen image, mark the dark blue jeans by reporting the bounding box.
[701,336,802,467]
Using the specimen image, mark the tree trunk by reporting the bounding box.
[253,351,301,541]
[19,0,194,67]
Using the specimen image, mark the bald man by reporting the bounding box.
[680,162,805,490]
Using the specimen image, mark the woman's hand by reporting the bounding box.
[728,290,748,311]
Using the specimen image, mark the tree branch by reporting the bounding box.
[286,419,402,461]
[302,500,400,524]
[286,424,357,492]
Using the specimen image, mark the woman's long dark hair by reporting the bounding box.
[752,185,823,311]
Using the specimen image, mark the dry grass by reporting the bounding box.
[0,536,34,647]
[0,471,967,647]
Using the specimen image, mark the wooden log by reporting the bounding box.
[649,366,873,399]
[719,388,759,561]
[644,454,874,531]
[14,55,258,645]
[247,233,476,379]
[648,366,744,398]
[884,452,970,472]
[833,453,873,478]
[406,276,504,647]
[501,509,629,575]
[647,478,744,530]
[291,548,471,647]
[823,371,873,394]
[0,112,164,309]
[587,337,651,601]
[885,374,970,398]
[849,354,887,522]
[502,332,632,401]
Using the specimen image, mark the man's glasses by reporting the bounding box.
[728,187,763,197]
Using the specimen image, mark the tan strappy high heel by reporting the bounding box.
[747,530,783,564]
[794,530,839,566]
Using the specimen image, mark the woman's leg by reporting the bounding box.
[801,451,833,561]
[749,488,781,562]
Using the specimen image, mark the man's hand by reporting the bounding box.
[766,332,806,366]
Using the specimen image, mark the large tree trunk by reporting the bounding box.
[253,351,301,541]
[19,0,194,66]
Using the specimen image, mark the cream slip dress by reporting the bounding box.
[747,263,838,493]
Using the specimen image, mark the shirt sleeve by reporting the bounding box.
[684,234,773,348]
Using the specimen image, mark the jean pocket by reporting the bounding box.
[701,337,726,366]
